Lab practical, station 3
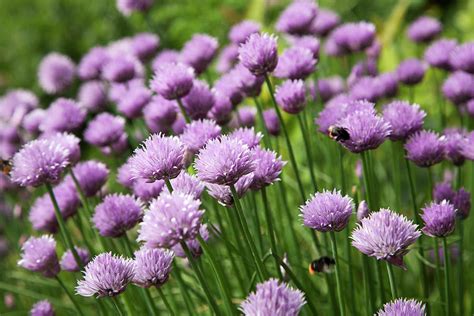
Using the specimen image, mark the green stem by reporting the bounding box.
[176,98,191,123]
[140,287,158,316]
[297,113,318,191]
[338,146,346,194]
[164,178,173,192]
[375,261,386,306]
[45,183,83,268]
[345,227,356,315]
[329,231,345,316]
[264,74,306,201]
[180,240,220,315]
[433,238,445,315]
[433,69,446,128]
[172,264,195,315]
[253,97,272,149]
[111,297,124,316]
[70,169,93,217]
[442,237,451,316]
[458,221,464,316]
[55,275,84,316]
[156,287,176,316]
[386,262,398,299]
[262,187,283,279]
[250,193,264,256]
[391,142,401,210]
[225,205,252,279]
[362,255,376,314]
[122,234,134,257]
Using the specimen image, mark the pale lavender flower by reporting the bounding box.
[240,278,306,316]
[301,189,353,232]
[133,179,164,202]
[60,247,90,272]
[43,132,81,164]
[405,131,445,167]
[132,33,160,61]
[424,39,457,70]
[453,188,471,219]
[93,194,142,238]
[209,92,233,125]
[23,109,46,134]
[315,94,354,133]
[102,56,136,83]
[289,36,320,58]
[206,183,234,207]
[71,160,109,197]
[117,159,134,189]
[263,109,280,136]
[180,34,218,74]
[78,81,107,113]
[30,300,55,316]
[133,248,174,288]
[116,0,153,16]
[310,8,340,37]
[214,72,244,106]
[180,119,221,154]
[239,33,279,76]
[171,224,209,258]
[382,101,426,141]
[172,114,186,135]
[407,16,442,43]
[229,20,261,45]
[167,172,205,200]
[84,113,126,148]
[230,106,257,128]
[351,209,421,268]
[274,47,316,80]
[276,0,318,35]
[216,44,240,73]
[449,42,474,74]
[181,80,215,120]
[329,22,376,54]
[38,53,75,94]
[143,96,178,134]
[397,59,426,85]
[377,298,426,316]
[377,72,399,98]
[40,98,86,134]
[314,76,345,102]
[150,62,195,100]
[117,86,152,119]
[229,127,263,149]
[347,59,378,87]
[130,133,185,182]
[138,191,204,248]
[76,252,135,297]
[195,135,255,185]
[18,235,59,277]
[152,49,179,70]
[366,38,382,59]
[275,80,306,114]
[231,63,265,97]
[421,201,456,237]
[467,99,474,117]
[11,139,70,187]
[249,147,285,190]
[356,200,370,222]
[78,47,108,80]
[350,76,382,102]
[443,128,467,165]
[442,71,474,104]
[433,182,455,203]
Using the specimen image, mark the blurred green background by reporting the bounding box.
[1,0,473,95]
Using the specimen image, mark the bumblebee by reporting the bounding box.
[0,159,12,176]
[328,125,350,142]
[309,256,336,275]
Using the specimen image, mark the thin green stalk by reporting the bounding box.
[225,205,252,279]
[253,97,272,149]
[375,261,386,305]
[433,238,445,315]
[156,287,176,316]
[172,264,195,315]
[197,235,236,315]
[69,169,93,217]
[180,240,220,315]
[329,231,345,316]
[345,227,356,315]
[262,187,283,280]
[264,74,306,201]
[297,114,318,191]
[362,255,376,314]
[250,193,264,256]
[164,178,173,192]
[391,142,401,210]
[45,183,83,268]
[176,98,191,123]
[338,146,346,194]
[386,262,398,299]
[55,275,85,316]
[122,234,134,256]
[433,69,446,128]
[111,297,124,316]
[442,237,452,316]
[458,221,464,316]
[427,167,434,200]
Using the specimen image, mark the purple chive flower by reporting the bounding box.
[169,172,205,200]
[442,71,474,104]
[209,92,233,125]
[133,248,174,288]
[229,106,257,129]
[181,80,215,120]
[43,132,81,164]
[138,191,204,248]
[229,127,263,149]
[78,81,107,113]
[214,72,244,107]
[289,36,320,58]
[338,109,391,153]
[93,194,142,238]
[405,131,445,167]
[350,77,382,102]
[30,300,55,316]
[71,160,109,197]
[23,109,46,134]
[18,235,59,277]
[239,33,279,76]
[29,181,80,233]
[60,247,90,272]
[171,224,209,258]
[347,59,378,87]
[274,47,316,80]
[301,189,353,232]
[467,99,474,117]
[449,42,474,74]
[424,39,457,70]
[130,133,185,182]
[206,183,234,207]
[275,80,306,114]
[263,109,280,136]
[84,113,126,148]
[366,38,382,59]
[102,56,136,83]
[231,63,265,97]
[310,8,340,37]
[150,62,195,100]
[152,49,180,70]
[195,135,255,185]
[453,188,471,219]
[421,201,456,237]
[216,44,240,73]
[377,72,399,98]
[429,244,460,266]
[240,279,306,316]
[397,59,426,85]
[116,0,153,15]
[377,298,426,316]
[356,200,370,222]
[382,101,426,141]
[249,147,285,190]
[433,182,455,203]
[40,98,86,134]
[133,179,164,202]
[352,209,421,268]
[117,159,134,189]
[117,86,152,119]
[180,119,221,154]
[10,139,70,187]
[38,53,75,94]
[132,33,160,61]
[330,22,376,54]
[78,47,108,80]
[143,96,178,133]
[229,20,261,45]
[461,131,474,160]
[172,115,186,135]
[180,34,218,74]
[443,128,467,165]
[314,94,353,133]
[76,252,135,297]
[407,16,442,43]
[276,0,318,35]
[314,76,345,102]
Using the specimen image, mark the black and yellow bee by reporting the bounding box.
[0,159,12,176]
[309,256,336,275]
[328,125,350,142]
